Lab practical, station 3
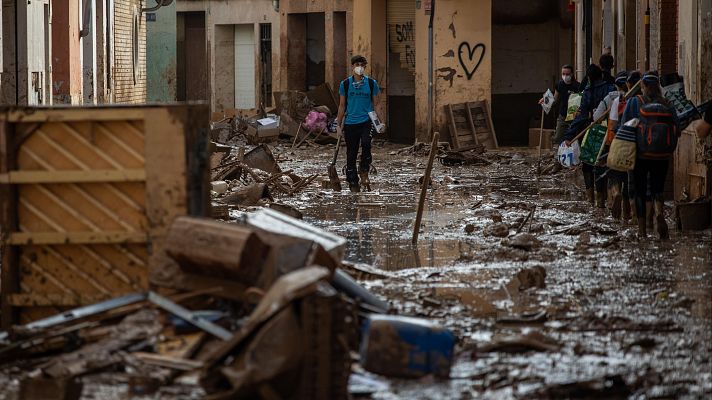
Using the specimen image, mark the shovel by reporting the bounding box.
[328,134,342,191]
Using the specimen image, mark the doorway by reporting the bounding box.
[177,11,207,101]
[387,0,416,144]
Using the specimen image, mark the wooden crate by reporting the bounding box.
[0,105,211,327]
[674,127,711,202]
[446,101,498,151]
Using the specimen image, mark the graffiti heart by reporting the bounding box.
[458,42,486,80]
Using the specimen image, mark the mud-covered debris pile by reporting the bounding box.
[0,210,457,399]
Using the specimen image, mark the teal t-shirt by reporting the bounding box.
[339,76,381,125]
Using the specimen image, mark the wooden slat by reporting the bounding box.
[144,107,191,286]
[485,100,499,148]
[3,108,145,123]
[8,231,148,245]
[8,293,111,307]
[446,104,463,150]
[1,120,20,329]
[464,102,481,146]
[0,169,146,183]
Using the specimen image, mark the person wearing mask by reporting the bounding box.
[563,64,616,207]
[619,71,680,238]
[337,55,382,193]
[540,64,580,145]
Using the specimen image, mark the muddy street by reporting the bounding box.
[274,141,712,399]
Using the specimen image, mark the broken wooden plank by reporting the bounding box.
[132,352,205,371]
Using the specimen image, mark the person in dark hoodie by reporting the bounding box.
[579,53,616,89]
[563,64,616,207]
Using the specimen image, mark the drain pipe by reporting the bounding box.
[573,0,585,80]
[426,0,435,142]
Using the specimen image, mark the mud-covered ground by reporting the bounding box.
[1,140,709,400]
[278,141,712,399]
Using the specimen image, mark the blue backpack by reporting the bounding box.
[636,95,679,159]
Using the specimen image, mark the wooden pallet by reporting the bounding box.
[446,100,498,151]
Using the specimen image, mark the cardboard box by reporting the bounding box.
[529,128,555,149]
[246,116,280,141]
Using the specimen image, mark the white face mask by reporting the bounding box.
[562,74,572,84]
[354,66,365,76]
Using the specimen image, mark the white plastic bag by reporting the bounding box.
[557,141,581,168]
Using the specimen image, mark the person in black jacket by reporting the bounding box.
[564,64,616,206]
[579,53,616,89]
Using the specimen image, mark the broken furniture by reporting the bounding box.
[0,105,211,328]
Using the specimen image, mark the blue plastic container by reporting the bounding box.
[359,315,456,378]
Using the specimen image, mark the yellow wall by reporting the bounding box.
[352,0,387,121]
[415,0,491,141]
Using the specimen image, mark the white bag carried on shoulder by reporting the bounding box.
[557,141,581,168]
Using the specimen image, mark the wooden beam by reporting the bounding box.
[0,169,146,184]
[2,108,146,123]
[7,231,148,245]
[464,102,480,145]
[132,352,205,371]
[0,121,20,329]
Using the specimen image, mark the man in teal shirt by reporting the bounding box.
[337,55,382,192]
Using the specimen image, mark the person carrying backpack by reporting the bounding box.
[618,71,680,238]
[563,64,616,207]
[336,55,383,193]
[605,71,636,221]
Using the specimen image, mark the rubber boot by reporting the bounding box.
[359,171,371,192]
[610,185,622,219]
[586,188,595,206]
[621,197,632,222]
[349,183,360,193]
[655,200,669,239]
[637,217,647,238]
[646,201,654,232]
[596,191,606,209]
[629,200,638,225]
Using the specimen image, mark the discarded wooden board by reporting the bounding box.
[529,128,555,149]
[446,100,498,151]
[0,105,211,328]
[674,128,711,201]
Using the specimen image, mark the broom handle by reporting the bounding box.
[568,80,641,144]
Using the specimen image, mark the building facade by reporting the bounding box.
[176,0,281,113]
[0,0,148,106]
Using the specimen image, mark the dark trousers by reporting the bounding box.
[633,158,669,217]
[607,170,630,199]
[582,163,606,193]
[344,121,373,185]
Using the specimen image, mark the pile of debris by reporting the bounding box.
[0,210,455,399]
[210,143,318,218]
[210,83,341,148]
